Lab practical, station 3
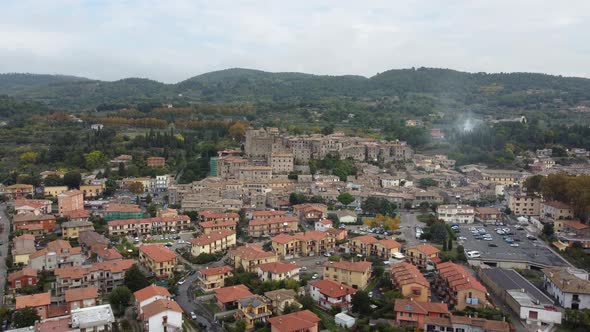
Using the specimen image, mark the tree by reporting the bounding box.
[63,171,82,189]
[147,203,157,217]
[337,192,355,206]
[104,178,118,196]
[456,245,467,262]
[84,150,106,170]
[365,214,401,231]
[108,286,132,316]
[542,223,555,239]
[118,162,127,177]
[418,178,438,189]
[228,121,248,141]
[19,151,38,164]
[43,174,63,186]
[362,196,397,216]
[351,290,371,315]
[281,302,301,314]
[429,222,450,244]
[145,193,152,204]
[13,307,40,327]
[523,174,543,193]
[128,182,144,195]
[235,320,247,332]
[123,264,150,292]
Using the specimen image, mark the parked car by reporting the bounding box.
[300,266,308,271]
[190,312,197,320]
[311,273,319,279]
[488,243,498,247]
[510,243,519,247]
[177,279,185,285]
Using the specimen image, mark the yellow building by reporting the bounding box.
[196,265,233,292]
[407,244,441,268]
[507,192,541,216]
[61,220,94,239]
[271,231,336,258]
[189,230,236,256]
[44,186,68,197]
[237,295,272,330]
[390,262,430,302]
[348,235,402,259]
[229,245,278,273]
[322,260,372,289]
[138,245,177,278]
[12,234,36,265]
[80,184,104,198]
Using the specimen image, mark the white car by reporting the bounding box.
[190,312,197,320]
[177,279,185,285]
[311,273,319,280]
[458,236,467,241]
[510,243,519,247]
[466,251,481,258]
[483,237,493,241]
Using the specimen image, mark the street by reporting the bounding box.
[0,203,9,304]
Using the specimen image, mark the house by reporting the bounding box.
[423,315,510,332]
[65,286,99,311]
[8,267,38,289]
[80,184,104,198]
[257,262,300,282]
[251,210,287,220]
[541,201,574,220]
[214,285,254,310]
[14,199,52,215]
[40,170,65,179]
[138,245,177,278]
[394,299,449,328]
[196,266,233,291]
[141,299,183,332]
[436,205,475,224]
[435,262,488,310]
[16,292,51,319]
[66,209,91,222]
[5,184,34,199]
[323,260,372,289]
[70,304,116,331]
[264,289,300,314]
[335,210,357,224]
[29,240,84,271]
[44,186,68,197]
[110,154,132,165]
[53,259,134,296]
[78,231,109,257]
[309,279,357,311]
[12,234,37,265]
[190,230,236,256]
[271,231,336,258]
[236,295,272,330]
[475,207,503,223]
[61,220,94,239]
[292,203,327,223]
[507,192,541,216]
[57,190,84,217]
[146,157,166,167]
[543,267,590,309]
[103,203,143,221]
[314,218,333,231]
[229,245,279,272]
[248,216,299,238]
[325,228,348,241]
[199,219,237,234]
[390,262,430,302]
[347,235,402,259]
[107,215,191,235]
[134,285,172,314]
[13,213,56,234]
[557,221,590,248]
[406,244,441,268]
[268,310,321,332]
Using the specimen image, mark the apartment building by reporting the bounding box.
[138,245,177,278]
[309,279,357,311]
[269,153,294,174]
[541,201,574,220]
[189,230,236,256]
[292,204,327,223]
[29,240,84,271]
[271,231,336,258]
[248,216,299,237]
[236,295,273,330]
[436,205,475,224]
[348,235,402,259]
[146,156,166,167]
[200,211,240,223]
[394,299,449,329]
[107,215,191,235]
[103,203,143,221]
[238,166,273,181]
[543,267,590,309]
[229,245,278,272]
[5,184,34,199]
[62,220,94,239]
[475,207,503,223]
[323,261,372,289]
[257,262,300,282]
[65,286,98,311]
[406,244,441,268]
[16,292,51,319]
[53,259,134,296]
[134,285,172,315]
[14,199,52,215]
[268,310,321,332]
[57,190,84,217]
[434,262,488,310]
[390,262,430,302]
[12,234,36,265]
[196,266,233,291]
[507,192,541,216]
[13,213,56,235]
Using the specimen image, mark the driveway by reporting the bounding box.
[0,203,9,304]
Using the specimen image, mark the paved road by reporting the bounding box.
[0,203,9,304]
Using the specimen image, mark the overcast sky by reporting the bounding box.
[1,0,589,83]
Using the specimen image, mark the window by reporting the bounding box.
[529,311,538,319]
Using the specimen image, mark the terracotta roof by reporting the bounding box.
[199,220,237,229]
[58,190,83,197]
[62,220,93,228]
[230,245,276,261]
[190,230,235,246]
[141,299,182,318]
[105,203,141,213]
[7,184,34,189]
[310,279,357,298]
[394,299,449,315]
[13,213,55,223]
[139,245,177,262]
[14,199,51,209]
[65,286,98,302]
[564,221,589,230]
[65,209,90,219]
[199,265,233,277]
[318,219,332,225]
[214,285,253,304]
[475,207,502,214]
[257,262,300,274]
[410,244,440,256]
[352,235,379,244]
[424,316,453,327]
[292,203,327,213]
[95,248,123,261]
[8,267,37,282]
[437,262,487,293]
[14,234,36,241]
[47,240,72,251]
[271,233,295,244]
[134,285,171,303]
[200,211,240,219]
[323,260,372,273]
[78,231,109,247]
[108,215,189,226]
[390,262,430,288]
[249,216,298,226]
[264,289,297,302]
[377,239,402,249]
[252,210,287,218]
[16,292,50,309]
[54,259,134,279]
[543,201,572,210]
[268,310,321,332]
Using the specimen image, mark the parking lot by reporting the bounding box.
[455,222,570,267]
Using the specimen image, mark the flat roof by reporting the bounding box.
[481,268,553,305]
[71,304,115,328]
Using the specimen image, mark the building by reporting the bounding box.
[103,203,143,221]
[108,215,191,235]
[111,154,133,165]
[61,220,94,239]
[557,220,590,248]
[309,279,357,311]
[138,245,177,278]
[543,267,590,309]
[133,285,172,314]
[200,211,240,223]
[314,219,333,231]
[406,244,441,268]
[16,292,51,319]
[67,208,90,222]
[347,235,402,259]
[229,245,279,272]
[434,262,488,310]
[196,266,233,292]
[390,262,430,302]
[13,213,56,235]
[423,315,510,332]
[238,166,273,181]
[269,153,295,174]
[214,284,254,309]
[268,310,321,332]
[479,268,562,326]
[323,261,372,289]
[335,312,356,328]
[29,240,84,271]
[54,260,134,296]
[257,262,300,282]
[199,219,237,234]
[264,289,300,315]
[12,234,36,265]
[436,205,475,224]
[146,156,166,167]
[236,295,272,330]
[80,184,104,198]
[14,199,52,215]
[5,184,34,199]
[507,192,541,216]
[292,204,327,223]
[70,304,116,331]
[141,299,183,332]
[65,287,99,311]
[248,216,299,238]
[95,248,123,262]
[78,231,109,257]
[271,231,336,258]
[189,230,236,256]
[541,201,574,220]
[57,190,84,217]
[335,210,357,224]
[43,186,68,197]
[394,299,449,329]
[8,267,38,289]
[475,207,503,223]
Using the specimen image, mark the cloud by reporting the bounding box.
[0,0,589,82]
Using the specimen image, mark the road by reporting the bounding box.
[0,203,9,304]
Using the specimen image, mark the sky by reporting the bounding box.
[1,0,589,83]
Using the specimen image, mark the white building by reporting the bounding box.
[335,312,356,328]
[133,285,172,315]
[309,279,357,311]
[506,290,562,326]
[71,304,115,331]
[141,299,183,332]
[150,175,170,193]
[335,210,357,224]
[543,267,590,310]
[90,124,104,131]
[315,219,333,231]
[257,262,300,282]
[436,205,475,224]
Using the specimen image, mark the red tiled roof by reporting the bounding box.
[200,220,237,229]
[95,248,123,261]
[268,310,321,332]
[108,215,189,226]
[199,265,233,277]
[543,201,571,210]
[65,286,98,303]
[189,230,235,246]
[310,279,357,298]
[139,245,177,263]
[249,216,298,226]
[352,235,379,244]
[214,285,253,304]
[16,292,50,309]
[8,268,37,282]
[564,221,589,230]
[134,285,171,303]
[105,203,141,213]
[394,299,449,315]
[410,244,440,256]
[252,210,287,218]
[377,239,402,249]
[323,260,372,273]
[54,259,134,279]
[257,262,300,274]
[230,245,276,261]
[142,299,182,318]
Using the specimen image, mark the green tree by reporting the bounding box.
[351,290,371,315]
[337,192,355,206]
[123,264,150,292]
[104,178,118,196]
[418,178,438,189]
[118,162,127,177]
[84,150,106,170]
[19,151,38,165]
[523,174,543,193]
[428,222,449,244]
[43,174,64,186]
[456,245,467,262]
[542,223,555,239]
[13,307,40,327]
[147,203,157,217]
[108,286,132,316]
[128,182,144,195]
[63,171,82,189]
[145,193,152,204]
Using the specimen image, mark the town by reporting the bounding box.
[0,125,588,332]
